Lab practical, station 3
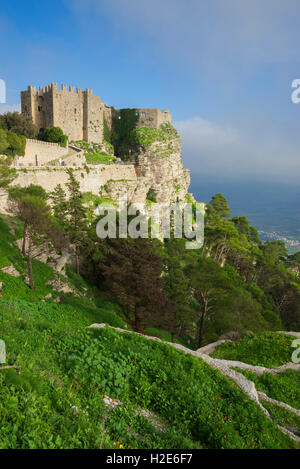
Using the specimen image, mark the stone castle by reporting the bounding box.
[21,83,172,143]
[1,82,191,212]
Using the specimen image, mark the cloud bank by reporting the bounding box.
[175,116,300,184]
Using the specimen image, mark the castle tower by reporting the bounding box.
[21,83,109,143]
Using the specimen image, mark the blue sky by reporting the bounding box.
[1,0,300,184]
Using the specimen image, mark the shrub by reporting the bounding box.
[38,127,68,147]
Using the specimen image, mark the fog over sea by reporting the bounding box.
[190,177,300,253]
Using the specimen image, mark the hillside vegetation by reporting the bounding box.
[0,118,299,449]
[0,214,298,449]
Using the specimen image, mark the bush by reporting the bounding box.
[38,127,68,147]
[0,128,26,157]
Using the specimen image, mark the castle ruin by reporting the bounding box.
[21,83,172,143]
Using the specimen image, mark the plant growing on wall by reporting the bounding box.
[111,109,139,160]
[103,116,111,144]
[146,188,157,203]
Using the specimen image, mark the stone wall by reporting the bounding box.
[135,109,171,129]
[13,164,138,196]
[14,139,69,167]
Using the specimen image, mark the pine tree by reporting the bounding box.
[100,238,175,332]
[50,184,68,228]
[65,169,89,274]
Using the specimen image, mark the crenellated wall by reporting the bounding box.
[21,83,173,145]
[21,84,109,143]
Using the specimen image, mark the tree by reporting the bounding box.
[9,184,48,255]
[185,255,229,347]
[38,127,68,147]
[0,128,26,157]
[8,189,67,290]
[0,156,16,191]
[0,128,8,153]
[65,169,89,274]
[100,238,175,332]
[206,193,230,219]
[50,184,68,227]
[0,112,37,138]
[165,239,193,341]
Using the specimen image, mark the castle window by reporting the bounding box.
[38,106,42,112]
[142,112,146,117]
[74,108,77,114]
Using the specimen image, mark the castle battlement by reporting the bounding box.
[21,83,172,144]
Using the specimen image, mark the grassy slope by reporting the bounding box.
[212,333,300,439]
[211,332,297,367]
[0,216,298,449]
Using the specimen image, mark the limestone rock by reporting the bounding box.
[1,265,20,277]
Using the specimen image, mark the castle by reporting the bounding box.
[21,83,172,143]
[0,82,191,215]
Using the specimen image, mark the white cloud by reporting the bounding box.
[69,0,300,71]
[175,116,300,184]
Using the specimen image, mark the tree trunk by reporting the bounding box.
[197,299,208,348]
[22,222,27,256]
[133,306,143,333]
[27,236,34,290]
[75,245,80,275]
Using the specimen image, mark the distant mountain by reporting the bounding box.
[190,177,300,252]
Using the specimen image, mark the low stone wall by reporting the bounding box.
[15,139,69,167]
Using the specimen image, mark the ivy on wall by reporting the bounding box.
[103,117,111,144]
[111,109,139,160]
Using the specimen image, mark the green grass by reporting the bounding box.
[0,298,298,448]
[263,403,300,436]
[234,369,300,410]
[211,332,297,367]
[130,123,179,148]
[58,326,297,449]
[85,151,116,165]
